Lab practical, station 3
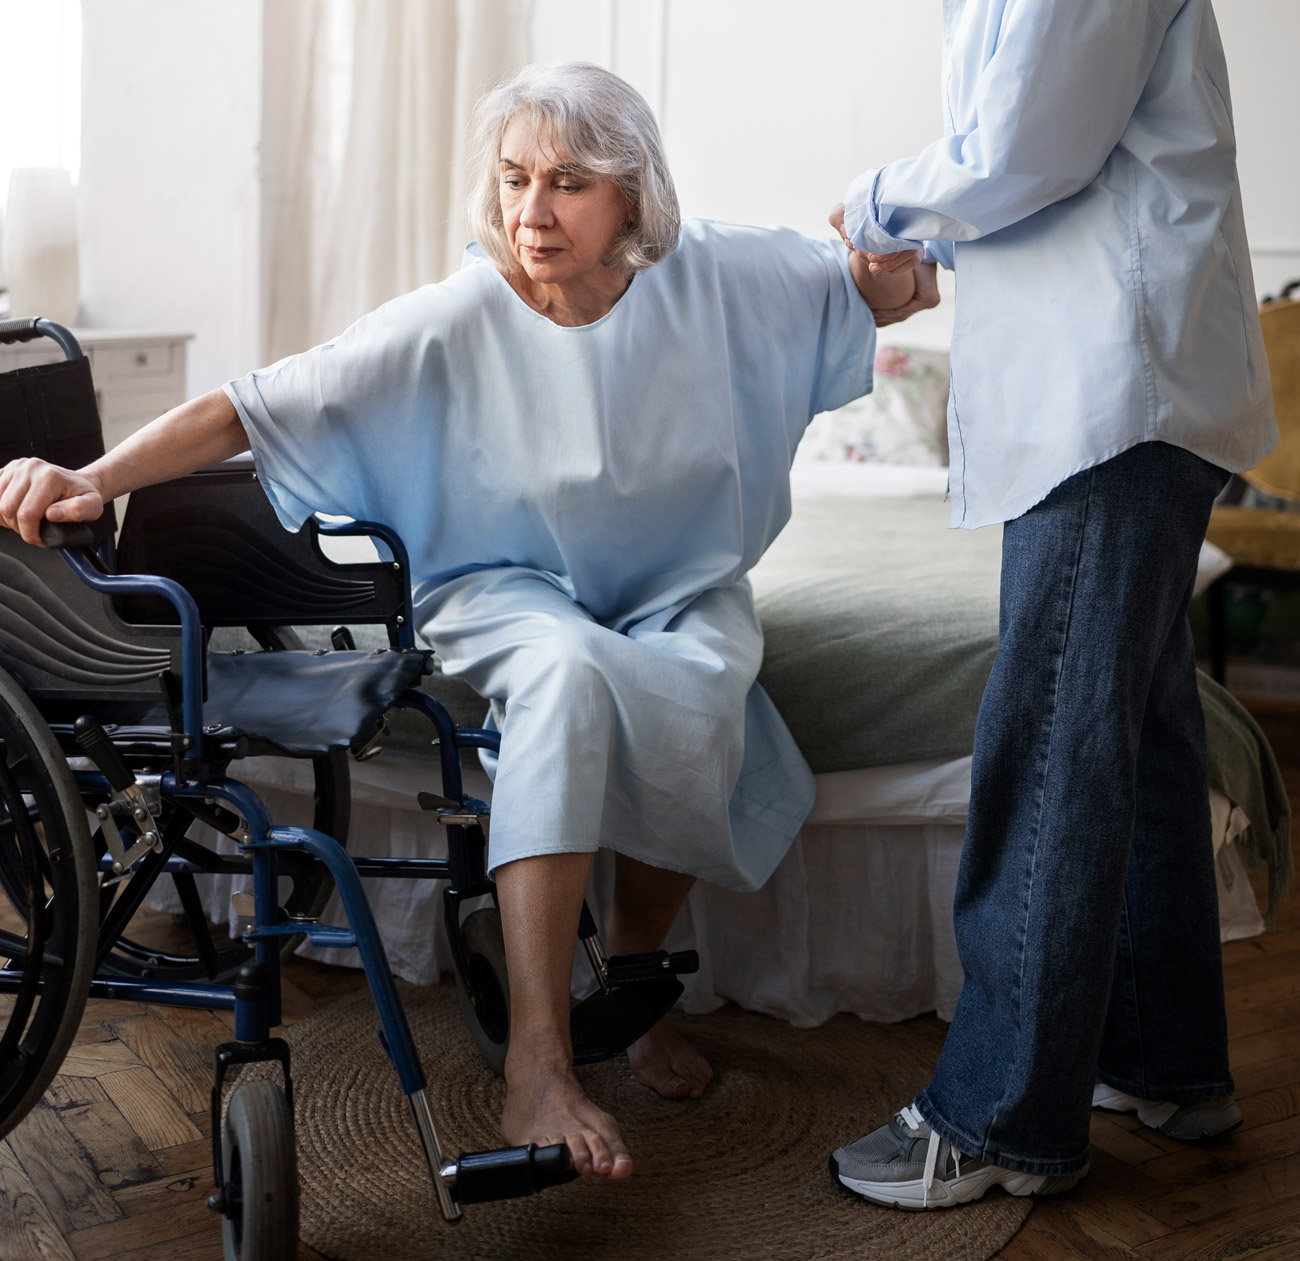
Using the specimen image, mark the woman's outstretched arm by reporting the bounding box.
[0,388,249,545]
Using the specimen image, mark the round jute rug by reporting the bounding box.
[262,982,1030,1260]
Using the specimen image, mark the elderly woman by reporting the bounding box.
[0,62,926,1178]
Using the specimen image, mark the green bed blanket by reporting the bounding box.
[750,494,1292,910]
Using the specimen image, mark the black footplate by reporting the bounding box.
[451,1142,577,1204]
[570,976,686,1064]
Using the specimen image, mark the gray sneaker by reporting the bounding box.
[1091,1083,1242,1140]
[830,1104,1088,1211]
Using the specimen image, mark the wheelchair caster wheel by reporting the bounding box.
[455,907,511,1076]
[220,1079,299,1261]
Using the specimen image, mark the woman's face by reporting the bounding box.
[498,114,631,290]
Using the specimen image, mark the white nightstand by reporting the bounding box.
[0,328,193,450]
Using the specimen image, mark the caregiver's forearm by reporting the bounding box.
[84,389,250,503]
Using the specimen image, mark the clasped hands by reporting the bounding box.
[829,203,939,327]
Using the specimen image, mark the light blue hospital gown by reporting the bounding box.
[224,219,875,892]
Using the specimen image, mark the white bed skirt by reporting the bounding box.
[151,753,1265,1027]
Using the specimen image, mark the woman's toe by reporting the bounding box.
[607,1137,634,1179]
[567,1134,593,1175]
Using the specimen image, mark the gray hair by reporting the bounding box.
[467,61,680,277]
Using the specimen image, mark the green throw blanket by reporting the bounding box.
[750,495,1292,912]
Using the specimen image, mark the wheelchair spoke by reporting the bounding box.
[169,872,223,979]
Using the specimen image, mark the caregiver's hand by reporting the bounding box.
[829,202,922,270]
[0,458,105,546]
[870,260,940,327]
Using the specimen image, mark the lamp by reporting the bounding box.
[2,167,79,324]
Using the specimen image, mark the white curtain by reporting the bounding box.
[261,0,531,362]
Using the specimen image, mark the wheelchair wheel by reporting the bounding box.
[455,907,511,1076]
[220,1078,299,1261]
[0,666,98,1138]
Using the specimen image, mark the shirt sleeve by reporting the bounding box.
[843,0,1181,253]
[923,241,955,271]
[223,290,437,531]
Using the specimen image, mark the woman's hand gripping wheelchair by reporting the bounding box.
[0,320,697,1259]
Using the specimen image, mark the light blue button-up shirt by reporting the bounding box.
[843,0,1277,529]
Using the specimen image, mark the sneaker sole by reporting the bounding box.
[830,1155,1087,1211]
[1092,1085,1243,1141]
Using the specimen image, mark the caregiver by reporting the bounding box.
[828,0,1277,1210]
[0,62,925,1181]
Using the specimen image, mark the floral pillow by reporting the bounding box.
[800,345,950,467]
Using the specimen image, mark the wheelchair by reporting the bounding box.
[0,318,698,1259]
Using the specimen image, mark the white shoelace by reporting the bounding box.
[899,1104,957,1208]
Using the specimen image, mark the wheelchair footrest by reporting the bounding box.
[604,948,699,985]
[450,1142,577,1204]
[570,976,685,1065]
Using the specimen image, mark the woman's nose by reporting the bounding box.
[519,184,553,228]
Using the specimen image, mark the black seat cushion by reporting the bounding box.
[203,648,431,757]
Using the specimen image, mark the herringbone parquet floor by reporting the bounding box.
[2,705,1297,1260]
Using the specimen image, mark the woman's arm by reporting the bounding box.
[0,388,249,545]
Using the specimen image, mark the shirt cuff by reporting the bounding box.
[842,167,919,255]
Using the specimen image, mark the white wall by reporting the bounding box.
[534,0,1300,342]
[1215,0,1300,300]
[78,0,262,394]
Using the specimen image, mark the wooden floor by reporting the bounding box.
[1,707,1298,1260]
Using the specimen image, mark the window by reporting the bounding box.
[0,0,81,207]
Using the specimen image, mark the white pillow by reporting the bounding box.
[800,345,950,467]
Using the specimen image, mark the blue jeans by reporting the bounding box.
[916,441,1234,1176]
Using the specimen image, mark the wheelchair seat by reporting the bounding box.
[88,647,432,761]
[202,646,431,758]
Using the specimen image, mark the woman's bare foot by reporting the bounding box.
[627,1020,713,1099]
[501,1061,634,1179]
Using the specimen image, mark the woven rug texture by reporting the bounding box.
[258,982,1030,1260]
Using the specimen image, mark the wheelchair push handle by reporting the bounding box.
[448,1142,579,1204]
[38,519,96,551]
[0,317,84,360]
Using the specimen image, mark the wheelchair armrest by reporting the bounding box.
[315,518,416,646]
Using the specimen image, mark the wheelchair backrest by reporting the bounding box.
[116,458,411,644]
[0,346,117,543]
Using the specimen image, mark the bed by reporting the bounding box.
[171,447,1292,1027]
